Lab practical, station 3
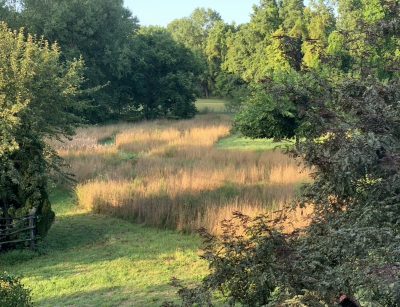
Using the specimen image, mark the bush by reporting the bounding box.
[0,272,32,307]
[234,71,321,140]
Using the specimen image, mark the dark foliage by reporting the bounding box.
[169,75,400,307]
[129,27,199,120]
[168,1,400,304]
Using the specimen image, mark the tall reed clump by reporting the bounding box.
[56,114,310,234]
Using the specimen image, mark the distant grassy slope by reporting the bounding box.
[217,134,294,151]
[0,190,207,306]
[196,98,228,113]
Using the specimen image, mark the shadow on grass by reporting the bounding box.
[36,286,122,307]
[36,284,180,307]
[0,190,202,274]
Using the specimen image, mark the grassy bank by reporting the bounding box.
[0,190,207,306]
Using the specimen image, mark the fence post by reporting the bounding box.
[29,208,37,250]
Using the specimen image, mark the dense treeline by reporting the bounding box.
[0,0,200,122]
[166,0,399,139]
[2,1,398,127]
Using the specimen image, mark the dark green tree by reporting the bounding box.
[20,0,139,122]
[0,1,21,28]
[129,27,199,119]
[234,71,322,139]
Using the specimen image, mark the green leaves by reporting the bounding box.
[0,272,32,307]
[129,27,198,119]
[172,2,400,305]
[0,23,84,239]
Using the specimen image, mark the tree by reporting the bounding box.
[334,0,400,79]
[279,0,305,38]
[234,70,322,139]
[204,20,249,104]
[169,2,400,305]
[302,0,336,69]
[230,1,332,139]
[167,8,222,97]
[129,27,199,119]
[20,0,139,122]
[224,0,281,82]
[0,1,20,29]
[0,22,85,239]
[170,56,400,307]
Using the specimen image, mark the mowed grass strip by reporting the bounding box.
[217,134,294,151]
[196,98,228,113]
[0,190,208,306]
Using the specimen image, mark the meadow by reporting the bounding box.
[1,100,310,305]
[57,111,309,234]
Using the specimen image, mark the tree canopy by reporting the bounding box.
[128,27,199,119]
[167,1,400,305]
[1,0,202,123]
[19,0,139,121]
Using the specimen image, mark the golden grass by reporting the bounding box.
[56,114,311,234]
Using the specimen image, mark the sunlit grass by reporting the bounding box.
[217,134,294,151]
[1,112,312,306]
[0,190,208,306]
[54,114,310,234]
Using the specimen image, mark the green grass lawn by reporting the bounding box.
[196,98,228,113]
[0,190,208,306]
[217,134,294,151]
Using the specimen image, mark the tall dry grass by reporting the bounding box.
[56,114,310,234]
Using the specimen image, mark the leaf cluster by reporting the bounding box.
[0,272,32,307]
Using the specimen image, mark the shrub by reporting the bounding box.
[234,71,322,140]
[0,22,85,242]
[0,272,32,307]
[170,76,400,307]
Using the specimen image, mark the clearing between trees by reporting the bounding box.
[1,106,309,305]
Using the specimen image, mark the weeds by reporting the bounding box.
[56,114,310,233]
